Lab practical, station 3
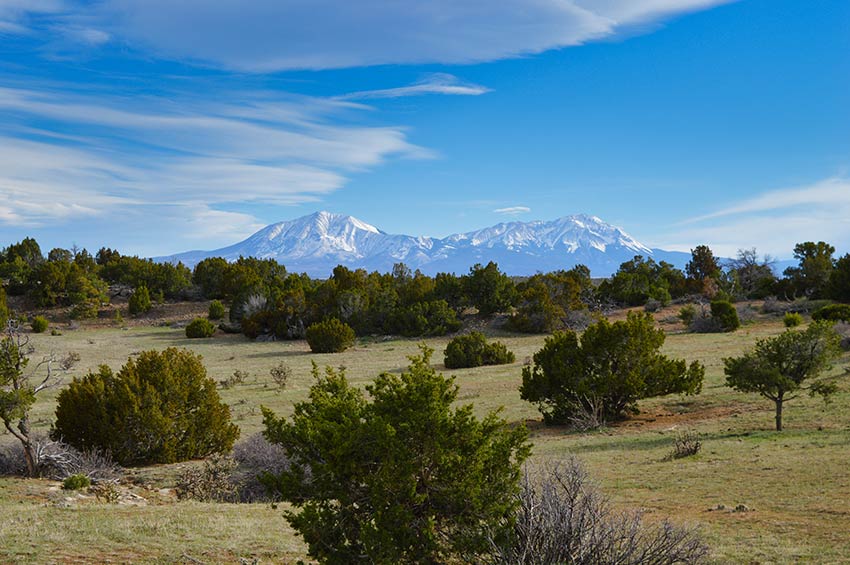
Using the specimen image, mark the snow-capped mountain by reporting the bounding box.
[159,211,687,277]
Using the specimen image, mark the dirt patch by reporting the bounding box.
[524,402,752,438]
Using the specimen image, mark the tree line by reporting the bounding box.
[2,237,850,338]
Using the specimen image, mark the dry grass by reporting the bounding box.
[1,312,848,563]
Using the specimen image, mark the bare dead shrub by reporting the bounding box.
[486,457,708,564]
[269,363,291,391]
[0,440,27,476]
[176,453,238,502]
[231,432,291,502]
[566,394,607,432]
[761,297,789,315]
[0,436,121,482]
[666,430,702,460]
[220,369,249,389]
[565,309,593,331]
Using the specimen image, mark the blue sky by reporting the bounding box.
[0,0,848,259]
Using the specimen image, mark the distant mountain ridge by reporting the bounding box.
[159,211,691,277]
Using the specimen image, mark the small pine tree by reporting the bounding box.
[30,316,49,333]
[710,300,740,332]
[208,300,226,320]
[128,285,152,316]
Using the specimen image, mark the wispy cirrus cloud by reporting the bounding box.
[656,176,850,257]
[3,0,735,71]
[340,74,490,100]
[494,206,531,216]
[0,80,426,247]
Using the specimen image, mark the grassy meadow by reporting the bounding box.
[1,309,849,563]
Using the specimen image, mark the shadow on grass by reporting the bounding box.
[552,427,850,454]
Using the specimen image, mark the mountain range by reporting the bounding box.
[159,211,692,277]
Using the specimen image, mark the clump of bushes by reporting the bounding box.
[305,318,355,353]
[208,300,226,320]
[62,473,91,490]
[31,316,48,333]
[783,312,803,327]
[186,317,216,338]
[52,348,239,465]
[443,332,515,369]
[812,303,850,323]
[128,285,152,316]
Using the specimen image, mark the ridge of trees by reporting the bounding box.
[2,238,850,337]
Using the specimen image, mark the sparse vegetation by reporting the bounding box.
[176,454,238,502]
[269,362,291,390]
[668,430,703,460]
[487,458,709,564]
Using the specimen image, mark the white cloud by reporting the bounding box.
[340,74,491,100]
[494,206,531,216]
[10,0,733,71]
[0,82,426,239]
[656,176,850,257]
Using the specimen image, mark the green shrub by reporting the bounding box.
[783,312,803,327]
[62,473,91,490]
[812,303,850,323]
[208,300,226,320]
[52,348,239,465]
[31,316,49,333]
[305,318,355,353]
[520,312,704,425]
[69,301,99,320]
[678,304,697,327]
[186,317,216,338]
[0,286,8,329]
[443,332,515,369]
[128,285,152,316]
[260,347,530,563]
[710,300,740,332]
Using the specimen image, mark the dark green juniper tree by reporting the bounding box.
[521,312,704,425]
[724,321,842,431]
[261,346,531,564]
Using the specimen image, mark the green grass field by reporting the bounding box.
[1,314,849,563]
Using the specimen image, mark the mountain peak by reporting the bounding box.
[161,211,669,277]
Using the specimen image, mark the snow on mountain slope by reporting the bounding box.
[160,211,671,277]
